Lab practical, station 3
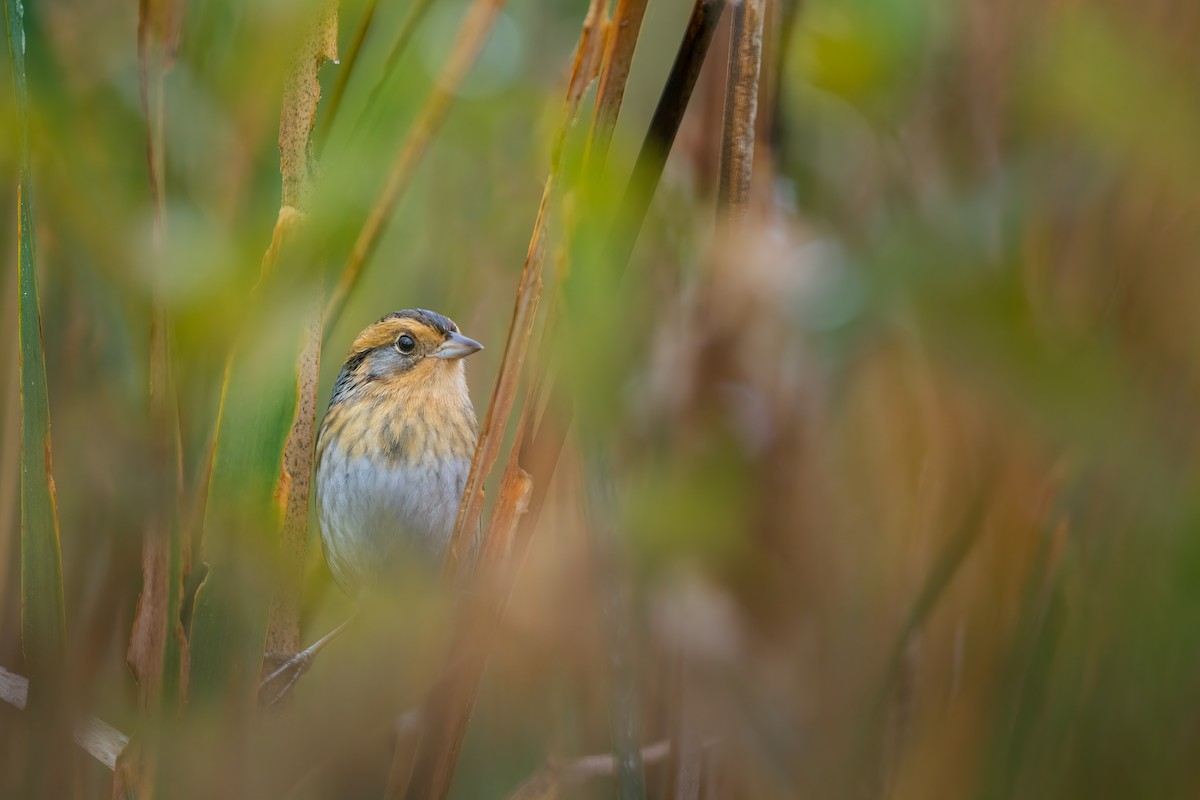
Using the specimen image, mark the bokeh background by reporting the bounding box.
[4,0,1200,797]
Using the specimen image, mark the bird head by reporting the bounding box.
[332,308,483,402]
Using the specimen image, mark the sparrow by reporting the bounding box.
[315,309,483,597]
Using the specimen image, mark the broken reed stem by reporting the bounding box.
[0,666,129,770]
[716,0,765,217]
[324,0,506,337]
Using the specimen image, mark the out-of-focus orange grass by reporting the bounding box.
[4,0,1200,798]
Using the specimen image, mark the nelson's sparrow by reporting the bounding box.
[315,309,483,597]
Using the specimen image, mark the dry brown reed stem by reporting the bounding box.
[264,2,338,668]
[124,5,187,795]
[441,0,609,575]
[664,4,766,796]
[324,0,507,337]
[717,0,765,217]
[523,0,729,521]
[389,10,612,798]
[400,431,534,799]
[585,0,649,169]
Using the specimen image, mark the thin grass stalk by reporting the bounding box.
[324,0,506,337]
[6,2,70,793]
[665,660,703,800]
[313,0,379,150]
[509,28,733,780]
[658,7,766,794]
[716,0,765,216]
[346,0,439,141]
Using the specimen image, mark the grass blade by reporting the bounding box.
[324,0,507,336]
[6,2,70,792]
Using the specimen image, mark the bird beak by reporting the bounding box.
[432,332,484,360]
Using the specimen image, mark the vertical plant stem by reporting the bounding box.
[523,0,729,518]
[392,9,611,798]
[441,0,608,575]
[584,0,649,171]
[716,0,765,216]
[125,18,188,796]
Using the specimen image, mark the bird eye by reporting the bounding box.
[396,335,416,354]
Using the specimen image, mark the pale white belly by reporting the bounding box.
[316,441,469,595]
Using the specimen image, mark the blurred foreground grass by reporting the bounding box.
[3,0,1200,798]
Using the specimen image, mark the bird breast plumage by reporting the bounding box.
[316,437,470,594]
[314,361,477,595]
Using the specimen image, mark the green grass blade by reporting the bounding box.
[7,0,66,705]
[7,2,70,794]
[187,312,305,703]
